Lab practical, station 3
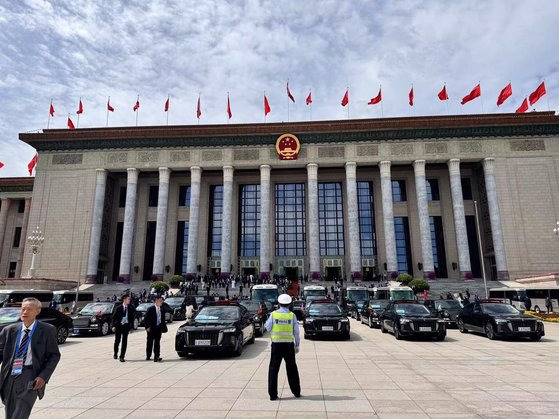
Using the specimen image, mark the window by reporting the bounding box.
[430,216,447,278]
[392,180,407,202]
[239,185,260,257]
[112,222,123,282]
[318,183,345,256]
[426,179,440,201]
[275,183,306,256]
[8,262,17,278]
[12,227,22,248]
[148,186,159,207]
[461,178,473,200]
[17,200,25,213]
[208,185,224,257]
[357,181,376,257]
[118,186,127,208]
[142,221,157,281]
[394,217,412,274]
[178,186,191,207]
[175,221,189,275]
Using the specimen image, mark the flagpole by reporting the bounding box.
[77,97,81,128]
[67,113,70,129]
[227,92,229,124]
[444,83,449,115]
[264,91,267,123]
[309,89,312,122]
[479,81,484,113]
[347,86,350,120]
[544,79,550,111]
[106,96,110,127]
[411,84,415,117]
[380,85,384,118]
[287,80,290,123]
[136,94,139,127]
[198,92,200,126]
[47,99,52,129]
[166,94,169,125]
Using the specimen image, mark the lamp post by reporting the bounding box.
[27,226,44,278]
[473,201,488,298]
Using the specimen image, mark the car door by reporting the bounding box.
[383,303,394,331]
[470,304,484,332]
[38,308,59,329]
[239,307,252,343]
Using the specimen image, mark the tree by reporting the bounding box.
[168,275,183,288]
[409,279,430,293]
[396,273,413,285]
[150,281,169,294]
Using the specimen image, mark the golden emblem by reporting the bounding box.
[275,133,301,160]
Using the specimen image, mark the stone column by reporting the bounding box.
[483,157,509,280]
[345,162,362,279]
[152,167,171,280]
[307,163,320,279]
[118,168,139,284]
[414,160,435,279]
[86,169,108,284]
[185,167,202,279]
[448,159,472,279]
[0,198,11,263]
[220,166,234,278]
[259,165,271,280]
[379,161,398,277]
[15,198,31,278]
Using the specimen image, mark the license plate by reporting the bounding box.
[518,327,531,332]
[195,339,211,346]
[322,326,334,331]
[73,328,79,334]
[419,327,432,332]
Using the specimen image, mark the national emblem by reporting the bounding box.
[276,134,301,160]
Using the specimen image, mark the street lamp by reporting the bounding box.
[27,226,44,278]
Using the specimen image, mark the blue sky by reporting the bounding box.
[1,0,558,177]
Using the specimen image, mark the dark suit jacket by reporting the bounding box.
[0,321,61,400]
[144,306,168,333]
[112,304,136,329]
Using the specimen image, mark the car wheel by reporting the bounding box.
[57,326,69,344]
[233,335,243,357]
[133,318,139,330]
[394,326,403,340]
[248,325,256,344]
[458,319,468,333]
[380,321,387,333]
[177,351,189,358]
[100,321,110,336]
[530,335,542,341]
[435,333,446,341]
[304,333,311,340]
[485,323,496,340]
[535,306,541,313]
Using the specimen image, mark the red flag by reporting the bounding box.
[409,87,414,106]
[76,99,83,114]
[197,96,202,119]
[438,85,449,101]
[264,95,271,115]
[227,96,232,119]
[496,83,512,106]
[461,84,481,105]
[286,82,295,103]
[0,162,4,169]
[67,116,75,129]
[368,88,382,105]
[341,89,349,107]
[306,91,312,105]
[49,102,55,117]
[133,99,140,111]
[529,81,546,105]
[107,97,114,112]
[164,97,170,112]
[28,153,38,176]
[516,98,529,113]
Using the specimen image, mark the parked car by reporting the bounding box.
[292,299,305,321]
[303,299,350,340]
[349,300,368,320]
[135,302,173,326]
[424,299,463,327]
[380,300,446,340]
[175,301,255,357]
[71,302,131,336]
[164,296,197,320]
[238,299,270,336]
[457,300,545,341]
[0,306,73,344]
[360,299,390,328]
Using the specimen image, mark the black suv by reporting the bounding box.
[457,300,545,341]
[424,299,463,327]
[303,299,350,340]
[238,299,270,336]
[380,300,446,340]
[360,299,390,328]
[175,301,255,357]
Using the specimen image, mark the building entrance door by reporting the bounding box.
[210,268,221,277]
[242,267,257,277]
[285,267,298,280]
[325,267,341,281]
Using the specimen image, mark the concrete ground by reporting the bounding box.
[10,318,559,419]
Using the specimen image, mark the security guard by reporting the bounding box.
[265,294,301,401]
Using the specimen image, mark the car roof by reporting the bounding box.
[393,299,422,304]
[252,284,278,289]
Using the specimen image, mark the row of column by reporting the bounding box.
[85,158,509,283]
[0,197,32,278]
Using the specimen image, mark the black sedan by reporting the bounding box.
[175,301,255,357]
[0,307,73,344]
[349,300,367,320]
[71,302,135,336]
[164,296,197,320]
[303,299,350,340]
[457,300,545,341]
[360,299,390,328]
[135,302,173,326]
[380,300,446,340]
[238,299,270,336]
[424,299,463,327]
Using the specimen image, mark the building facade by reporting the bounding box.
[2,112,559,284]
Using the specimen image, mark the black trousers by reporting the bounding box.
[268,342,300,398]
[146,328,162,359]
[2,368,37,419]
[114,325,130,358]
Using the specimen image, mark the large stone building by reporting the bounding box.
[1,112,559,285]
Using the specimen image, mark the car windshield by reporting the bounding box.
[80,303,113,315]
[195,306,240,324]
[0,308,20,324]
[239,301,260,312]
[164,298,183,307]
[370,300,390,309]
[482,303,521,315]
[308,303,342,317]
[252,289,278,304]
[304,289,326,298]
[435,300,463,310]
[394,304,431,316]
[391,290,415,300]
[136,303,153,312]
[347,290,369,302]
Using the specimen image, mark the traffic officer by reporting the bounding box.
[265,293,301,401]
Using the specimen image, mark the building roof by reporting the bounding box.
[19,112,559,152]
[0,177,34,192]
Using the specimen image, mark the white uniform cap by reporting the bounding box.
[278,294,292,305]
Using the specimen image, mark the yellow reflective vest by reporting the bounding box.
[270,311,295,343]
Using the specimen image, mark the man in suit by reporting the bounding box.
[144,295,167,362]
[0,297,61,419]
[112,294,135,362]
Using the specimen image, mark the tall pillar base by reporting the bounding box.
[117,275,131,284]
[152,273,163,281]
[352,272,362,282]
[461,271,474,280]
[85,275,97,284]
[185,273,196,281]
[260,271,270,281]
[310,271,321,282]
[497,271,510,281]
[220,271,230,280]
[424,271,436,280]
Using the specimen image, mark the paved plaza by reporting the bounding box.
[9,319,559,419]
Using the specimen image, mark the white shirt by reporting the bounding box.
[19,320,36,366]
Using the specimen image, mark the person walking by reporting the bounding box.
[112,294,135,362]
[545,296,553,313]
[524,295,532,312]
[144,295,167,362]
[265,294,301,401]
[0,297,61,419]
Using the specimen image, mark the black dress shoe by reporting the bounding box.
[154,357,162,362]
[294,394,301,398]
[113,354,118,359]
[119,357,125,362]
[270,396,278,401]
[146,357,151,361]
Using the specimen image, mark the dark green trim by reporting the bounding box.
[0,186,33,192]
[25,124,559,152]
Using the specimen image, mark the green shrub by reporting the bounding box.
[150,281,169,293]
[409,279,430,292]
[168,275,183,288]
[396,273,413,285]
